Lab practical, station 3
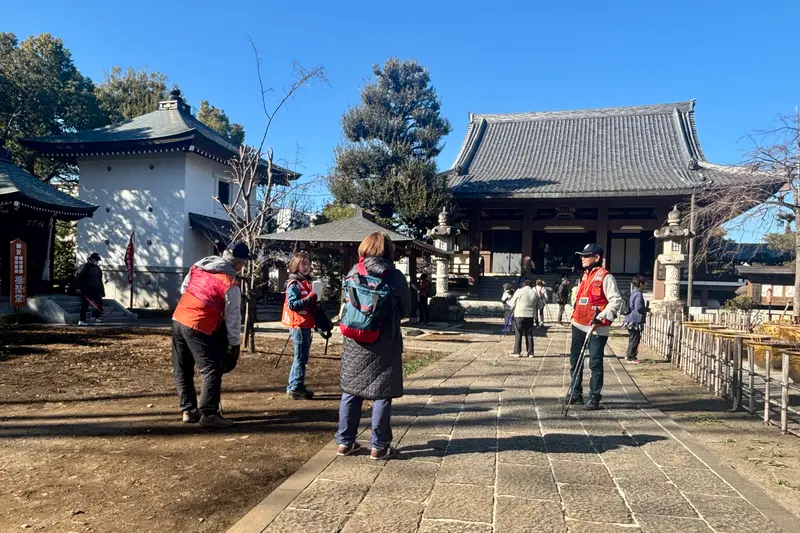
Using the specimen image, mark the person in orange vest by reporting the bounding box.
[569,244,623,410]
[282,251,317,400]
[171,242,249,428]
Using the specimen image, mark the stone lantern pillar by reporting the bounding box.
[426,207,464,323]
[653,206,693,314]
[429,207,454,297]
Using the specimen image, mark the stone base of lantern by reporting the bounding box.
[649,299,685,318]
[428,295,465,323]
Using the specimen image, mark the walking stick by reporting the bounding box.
[273,333,293,369]
[561,309,600,417]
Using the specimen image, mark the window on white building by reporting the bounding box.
[218,180,230,205]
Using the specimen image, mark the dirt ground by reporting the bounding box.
[618,338,800,521]
[0,327,448,533]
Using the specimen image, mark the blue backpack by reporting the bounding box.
[340,261,394,343]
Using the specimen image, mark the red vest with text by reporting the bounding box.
[281,279,315,329]
[173,266,238,335]
[573,266,612,327]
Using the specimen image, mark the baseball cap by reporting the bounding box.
[228,241,251,260]
[576,243,604,257]
[89,252,101,261]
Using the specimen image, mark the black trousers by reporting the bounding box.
[172,321,223,416]
[513,317,534,354]
[418,296,429,323]
[569,326,608,401]
[626,328,641,360]
[79,294,102,322]
[557,304,567,324]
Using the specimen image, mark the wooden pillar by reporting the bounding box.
[521,204,534,263]
[408,252,418,320]
[468,207,481,288]
[597,205,608,268]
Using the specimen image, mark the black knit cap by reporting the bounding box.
[228,242,251,260]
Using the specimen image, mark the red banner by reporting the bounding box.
[125,232,135,284]
[10,238,27,308]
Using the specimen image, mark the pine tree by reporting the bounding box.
[326,58,451,238]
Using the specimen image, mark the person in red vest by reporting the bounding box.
[172,242,250,428]
[282,251,317,400]
[569,244,623,410]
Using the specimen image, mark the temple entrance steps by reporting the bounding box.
[27,294,137,325]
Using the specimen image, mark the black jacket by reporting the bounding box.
[75,262,105,297]
[339,257,410,400]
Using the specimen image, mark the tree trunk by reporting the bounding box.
[794,207,800,322]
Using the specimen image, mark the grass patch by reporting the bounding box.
[403,352,446,377]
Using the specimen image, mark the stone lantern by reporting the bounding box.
[653,206,693,313]
[426,206,464,322]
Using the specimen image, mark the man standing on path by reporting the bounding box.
[75,252,104,326]
[623,275,647,363]
[508,279,539,357]
[569,244,623,410]
[556,275,570,326]
[171,242,249,428]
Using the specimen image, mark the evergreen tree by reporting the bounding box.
[326,58,451,238]
[196,100,245,146]
[95,66,171,122]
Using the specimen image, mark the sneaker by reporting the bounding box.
[509,353,521,358]
[287,388,314,400]
[370,446,397,460]
[567,395,584,405]
[199,413,234,428]
[77,321,90,326]
[182,409,201,423]
[94,317,104,323]
[625,358,641,364]
[584,398,602,411]
[337,442,362,456]
[526,353,534,358]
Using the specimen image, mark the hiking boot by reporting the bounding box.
[182,409,201,423]
[370,446,397,460]
[287,388,314,400]
[584,398,602,411]
[567,395,584,405]
[337,442,362,456]
[199,413,234,428]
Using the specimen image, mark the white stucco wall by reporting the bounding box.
[77,154,187,269]
[184,153,230,267]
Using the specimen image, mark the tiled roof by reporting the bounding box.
[0,147,97,218]
[20,94,299,183]
[264,209,451,257]
[447,101,745,199]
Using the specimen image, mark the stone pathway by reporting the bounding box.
[230,330,799,533]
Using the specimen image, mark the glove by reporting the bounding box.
[222,344,240,373]
[303,292,318,307]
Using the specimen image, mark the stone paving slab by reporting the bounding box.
[229,332,799,533]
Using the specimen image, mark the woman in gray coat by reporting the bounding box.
[336,232,410,460]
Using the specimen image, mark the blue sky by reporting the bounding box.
[6,0,799,241]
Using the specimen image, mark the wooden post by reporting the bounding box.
[748,344,755,414]
[408,252,418,321]
[714,337,721,396]
[781,351,789,434]
[764,349,771,424]
[733,337,743,410]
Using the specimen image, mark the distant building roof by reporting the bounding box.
[0,145,96,219]
[446,100,745,199]
[19,90,299,185]
[263,208,451,258]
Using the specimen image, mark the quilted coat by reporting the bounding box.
[340,257,410,400]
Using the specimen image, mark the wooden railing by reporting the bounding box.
[643,312,799,436]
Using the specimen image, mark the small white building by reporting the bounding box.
[22,90,299,309]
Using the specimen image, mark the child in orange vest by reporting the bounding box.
[282,252,317,400]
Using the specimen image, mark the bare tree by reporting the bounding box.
[693,111,799,319]
[214,45,326,351]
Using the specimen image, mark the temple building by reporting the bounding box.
[0,143,97,311]
[442,101,743,297]
[21,90,298,309]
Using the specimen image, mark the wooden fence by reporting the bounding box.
[643,313,799,436]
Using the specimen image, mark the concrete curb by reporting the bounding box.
[608,354,800,533]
